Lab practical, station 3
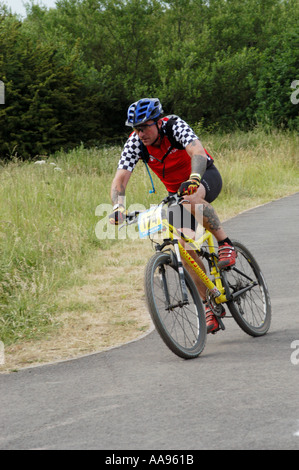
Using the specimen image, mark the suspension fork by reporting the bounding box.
[172,240,189,304]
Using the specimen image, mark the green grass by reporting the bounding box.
[0,129,298,345]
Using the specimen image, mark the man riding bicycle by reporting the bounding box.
[109,98,237,334]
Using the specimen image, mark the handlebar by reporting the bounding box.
[124,193,184,226]
[161,193,183,206]
[125,211,142,225]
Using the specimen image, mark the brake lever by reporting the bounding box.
[167,194,184,206]
[120,210,144,229]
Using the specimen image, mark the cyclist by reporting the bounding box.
[109,98,236,333]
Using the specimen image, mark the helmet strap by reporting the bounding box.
[150,121,163,147]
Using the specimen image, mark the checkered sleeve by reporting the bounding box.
[117,133,143,172]
[170,117,199,148]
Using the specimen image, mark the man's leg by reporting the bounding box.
[178,238,207,300]
[183,185,236,269]
[179,233,226,334]
[180,186,235,334]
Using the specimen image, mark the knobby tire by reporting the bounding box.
[223,240,271,337]
[144,251,207,359]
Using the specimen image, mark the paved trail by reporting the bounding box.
[1,194,299,450]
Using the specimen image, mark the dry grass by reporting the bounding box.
[0,240,154,373]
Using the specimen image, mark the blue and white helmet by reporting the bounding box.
[125,98,163,127]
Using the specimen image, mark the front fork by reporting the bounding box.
[173,240,189,304]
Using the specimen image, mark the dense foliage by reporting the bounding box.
[0,0,298,159]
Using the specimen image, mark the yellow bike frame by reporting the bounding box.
[163,218,228,305]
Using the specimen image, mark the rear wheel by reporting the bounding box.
[144,251,207,359]
[222,240,271,337]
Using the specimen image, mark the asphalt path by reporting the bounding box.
[1,194,299,450]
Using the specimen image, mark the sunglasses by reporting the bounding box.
[133,122,157,133]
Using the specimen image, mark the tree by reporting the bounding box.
[0,13,94,159]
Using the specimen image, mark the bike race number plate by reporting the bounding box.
[138,206,163,239]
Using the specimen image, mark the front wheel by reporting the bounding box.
[144,251,207,359]
[222,240,271,337]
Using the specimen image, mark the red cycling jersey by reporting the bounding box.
[145,135,192,193]
[118,116,213,193]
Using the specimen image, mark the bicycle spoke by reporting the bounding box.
[168,305,200,347]
[153,266,201,349]
[224,241,271,336]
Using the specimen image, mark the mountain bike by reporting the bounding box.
[123,194,271,359]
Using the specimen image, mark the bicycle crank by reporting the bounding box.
[206,288,226,331]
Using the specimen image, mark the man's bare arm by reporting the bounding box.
[185,139,207,178]
[110,169,131,206]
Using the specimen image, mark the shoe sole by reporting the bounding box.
[207,323,220,334]
[218,260,236,270]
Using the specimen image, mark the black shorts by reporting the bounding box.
[199,163,223,203]
[167,164,223,231]
[169,164,222,203]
